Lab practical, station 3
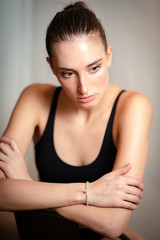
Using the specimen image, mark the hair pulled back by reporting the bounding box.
[46,1,107,59]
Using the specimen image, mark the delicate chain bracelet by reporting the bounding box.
[84,181,89,206]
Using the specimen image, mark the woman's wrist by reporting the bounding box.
[84,181,89,206]
[66,182,86,206]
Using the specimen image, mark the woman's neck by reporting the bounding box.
[59,86,114,123]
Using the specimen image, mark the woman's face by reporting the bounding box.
[48,34,112,108]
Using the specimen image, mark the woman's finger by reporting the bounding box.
[0,152,9,162]
[120,200,139,210]
[0,160,7,172]
[0,142,13,156]
[125,176,144,191]
[113,163,131,176]
[0,137,20,153]
[123,193,140,205]
[126,186,142,199]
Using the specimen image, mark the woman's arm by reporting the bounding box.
[55,205,131,239]
[0,84,48,180]
[0,136,141,212]
[54,92,153,239]
[0,86,143,213]
[0,84,86,210]
[0,87,152,237]
[0,178,86,211]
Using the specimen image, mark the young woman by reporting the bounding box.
[0,2,152,239]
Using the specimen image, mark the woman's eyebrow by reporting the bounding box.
[57,58,102,71]
[57,67,74,71]
[87,58,102,67]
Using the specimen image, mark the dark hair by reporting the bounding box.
[46,1,107,59]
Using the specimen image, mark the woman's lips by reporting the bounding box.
[77,94,96,103]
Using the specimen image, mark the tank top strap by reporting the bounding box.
[49,87,125,132]
[107,89,126,133]
[49,86,62,119]
[45,86,62,138]
[47,87,125,143]
[34,86,62,149]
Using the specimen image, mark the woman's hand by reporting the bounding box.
[88,163,144,210]
[0,136,32,180]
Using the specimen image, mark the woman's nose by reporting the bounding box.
[77,74,88,95]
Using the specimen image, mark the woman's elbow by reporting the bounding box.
[105,229,124,240]
[103,223,126,239]
[102,212,130,239]
[102,223,123,239]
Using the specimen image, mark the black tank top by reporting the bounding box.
[35,87,125,183]
[35,87,126,240]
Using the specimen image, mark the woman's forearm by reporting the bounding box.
[0,179,85,211]
[55,205,131,239]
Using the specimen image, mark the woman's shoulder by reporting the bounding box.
[18,83,57,110]
[114,87,153,130]
[15,83,58,125]
[109,85,152,112]
[21,83,56,100]
[119,89,153,115]
[109,85,152,125]
[111,85,153,148]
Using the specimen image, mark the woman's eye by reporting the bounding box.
[61,72,74,78]
[90,64,101,73]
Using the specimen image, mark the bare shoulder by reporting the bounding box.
[20,83,56,104]
[16,83,57,119]
[118,90,153,126]
[3,83,56,154]
[15,82,57,134]
[122,90,152,110]
[113,90,153,179]
[10,83,57,126]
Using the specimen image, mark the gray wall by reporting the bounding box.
[0,0,160,239]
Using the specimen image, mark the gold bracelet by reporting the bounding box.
[84,181,89,206]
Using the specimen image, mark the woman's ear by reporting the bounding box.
[46,57,56,75]
[106,45,112,67]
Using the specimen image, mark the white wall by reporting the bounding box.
[0,0,160,239]
[0,1,34,239]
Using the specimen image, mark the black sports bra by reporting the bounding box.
[35,87,125,183]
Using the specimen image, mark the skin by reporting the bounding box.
[0,33,152,239]
[46,34,152,238]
